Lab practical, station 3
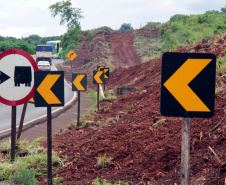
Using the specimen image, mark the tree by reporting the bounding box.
[49,0,83,30]
[118,23,134,33]
[221,5,226,13]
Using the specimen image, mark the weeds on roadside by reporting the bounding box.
[53,177,64,185]
[10,165,38,185]
[0,137,44,154]
[0,138,63,184]
[216,55,226,76]
[93,177,129,185]
[125,103,133,110]
[96,154,113,169]
[152,119,166,127]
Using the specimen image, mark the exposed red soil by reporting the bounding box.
[39,30,226,184]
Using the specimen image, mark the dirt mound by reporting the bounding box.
[39,31,226,184]
[175,34,226,58]
[58,28,141,85]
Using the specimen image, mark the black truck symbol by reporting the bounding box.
[14,66,32,87]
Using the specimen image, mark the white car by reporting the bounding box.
[37,61,51,71]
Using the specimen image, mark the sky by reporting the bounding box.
[0,0,225,39]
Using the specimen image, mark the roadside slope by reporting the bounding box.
[39,32,226,184]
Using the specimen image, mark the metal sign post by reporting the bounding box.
[11,106,16,162]
[103,68,109,91]
[97,84,100,111]
[181,118,191,185]
[77,91,81,126]
[47,106,52,185]
[93,70,104,111]
[17,102,28,140]
[72,74,87,127]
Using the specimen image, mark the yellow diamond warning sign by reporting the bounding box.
[66,50,77,61]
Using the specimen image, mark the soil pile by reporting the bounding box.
[39,31,225,184]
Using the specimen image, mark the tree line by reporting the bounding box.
[0,35,62,54]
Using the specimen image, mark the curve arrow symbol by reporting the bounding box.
[0,71,10,84]
[37,74,61,104]
[164,59,212,112]
[94,71,104,84]
[70,53,74,58]
[73,75,85,91]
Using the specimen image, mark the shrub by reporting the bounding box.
[0,41,36,54]
[93,177,129,185]
[96,154,113,169]
[10,165,38,185]
[160,28,167,37]
[118,23,134,33]
[86,31,95,40]
[171,24,180,32]
[144,22,161,28]
[197,14,212,24]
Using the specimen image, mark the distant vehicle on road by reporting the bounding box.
[46,40,63,58]
[36,45,53,65]
[14,66,32,87]
[37,61,51,71]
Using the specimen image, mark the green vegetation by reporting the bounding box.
[0,35,62,55]
[71,112,95,127]
[135,11,226,60]
[87,88,117,108]
[10,165,38,185]
[22,35,62,46]
[49,0,83,30]
[0,40,36,54]
[118,23,134,33]
[221,5,226,13]
[87,89,104,108]
[61,24,82,58]
[216,55,226,76]
[95,154,113,169]
[93,177,129,185]
[143,21,161,28]
[0,138,63,184]
[125,103,133,110]
[152,119,166,127]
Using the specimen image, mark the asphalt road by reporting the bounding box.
[0,58,75,132]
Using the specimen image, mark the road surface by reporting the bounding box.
[0,58,75,132]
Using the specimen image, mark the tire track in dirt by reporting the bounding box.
[108,31,141,67]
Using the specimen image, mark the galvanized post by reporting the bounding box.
[181,117,191,185]
[97,84,99,111]
[17,102,28,140]
[11,106,16,162]
[77,91,80,127]
[47,107,52,185]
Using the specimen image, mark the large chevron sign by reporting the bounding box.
[160,52,216,118]
[34,71,64,107]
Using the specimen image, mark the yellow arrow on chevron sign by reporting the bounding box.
[37,74,61,104]
[104,68,109,78]
[164,59,212,112]
[73,74,85,91]
[94,71,104,84]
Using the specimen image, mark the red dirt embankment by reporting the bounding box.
[39,31,225,184]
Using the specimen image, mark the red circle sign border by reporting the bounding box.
[0,49,38,106]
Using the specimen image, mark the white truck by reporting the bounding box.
[36,45,53,65]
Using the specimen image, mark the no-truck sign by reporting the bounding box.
[0,49,38,106]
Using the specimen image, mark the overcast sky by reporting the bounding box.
[0,0,225,39]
